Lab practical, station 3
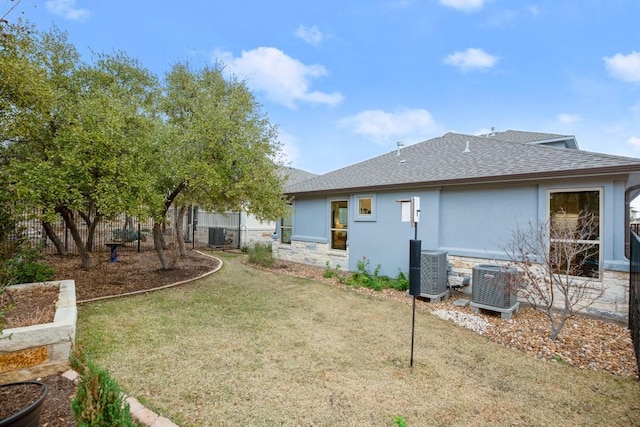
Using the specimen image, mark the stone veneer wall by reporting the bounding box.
[273,240,628,321]
[448,255,629,322]
[0,280,77,378]
[242,228,277,248]
[273,239,348,270]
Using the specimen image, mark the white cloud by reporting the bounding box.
[214,47,343,109]
[45,0,90,21]
[275,130,301,167]
[338,108,438,144]
[557,113,582,124]
[294,25,324,47]
[628,136,640,150]
[603,52,640,83]
[484,6,540,27]
[443,48,498,72]
[439,0,486,12]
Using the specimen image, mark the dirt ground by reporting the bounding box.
[2,248,638,425]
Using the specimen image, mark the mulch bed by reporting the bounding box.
[1,248,220,426]
[2,285,59,328]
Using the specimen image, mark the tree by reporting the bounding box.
[504,212,606,340]
[2,22,287,270]
[1,21,159,268]
[148,63,288,269]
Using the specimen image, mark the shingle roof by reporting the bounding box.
[285,131,640,196]
[282,167,318,185]
[487,129,574,145]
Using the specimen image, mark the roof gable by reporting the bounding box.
[286,132,640,195]
[488,129,579,149]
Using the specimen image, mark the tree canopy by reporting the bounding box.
[1,20,288,269]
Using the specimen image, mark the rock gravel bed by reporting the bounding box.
[263,259,638,378]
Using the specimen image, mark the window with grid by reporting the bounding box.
[549,189,601,278]
[330,200,348,250]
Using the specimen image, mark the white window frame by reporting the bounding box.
[355,194,376,221]
[280,204,293,244]
[547,187,602,279]
[330,199,348,250]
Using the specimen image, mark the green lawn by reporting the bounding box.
[77,252,640,426]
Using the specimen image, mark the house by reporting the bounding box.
[194,167,317,249]
[273,130,640,319]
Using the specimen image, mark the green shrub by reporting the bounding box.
[70,346,139,427]
[112,228,140,242]
[346,257,408,292]
[2,242,54,285]
[247,242,274,267]
[393,415,409,427]
[390,271,409,292]
[323,262,344,279]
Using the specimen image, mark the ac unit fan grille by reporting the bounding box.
[419,251,448,295]
[472,264,518,309]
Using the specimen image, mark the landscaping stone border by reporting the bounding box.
[0,280,77,381]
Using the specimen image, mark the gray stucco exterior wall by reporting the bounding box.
[282,176,630,278]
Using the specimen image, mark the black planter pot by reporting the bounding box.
[0,381,48,427]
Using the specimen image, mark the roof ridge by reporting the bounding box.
[285,131,640,195]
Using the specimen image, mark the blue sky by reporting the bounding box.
[4,0,640,176]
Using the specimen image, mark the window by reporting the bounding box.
[355,195,376,221]
[549,190,601,278]
[280,212,292,244]
[359,197,372,215]
[330,200,348,250]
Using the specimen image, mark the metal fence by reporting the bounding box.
[4,206,250,257]
[630,231,640,378]
[7,209,215,255]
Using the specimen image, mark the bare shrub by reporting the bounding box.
[504,212,606,340]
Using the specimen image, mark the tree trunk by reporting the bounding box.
[160,225,168,250]
[153,180,188,269]
[57,207,91,269]
[78,209,102,252]
[153,221,170,269]
[41,220,67,256]
[86,214,101,252]
[176,205,188,258]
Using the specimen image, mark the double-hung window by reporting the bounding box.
[549,189,601,278]
[330,200,348,250]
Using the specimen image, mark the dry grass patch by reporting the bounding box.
[77,253,640,426]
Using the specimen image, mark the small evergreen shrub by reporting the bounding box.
[70,346,139,427]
